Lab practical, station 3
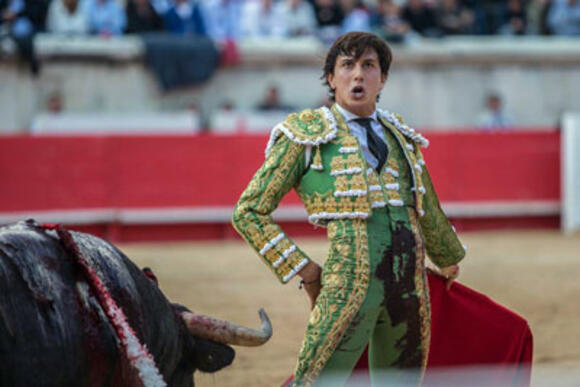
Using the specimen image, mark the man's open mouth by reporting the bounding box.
[351,86,365,99]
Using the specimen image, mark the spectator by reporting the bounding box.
[370,0,412,43]
[0,0,48,74]
[86,0,126,36]
[125,0,163,33]
[547,0,580,36]
[46,91,64,113]
[46,0,89,34]
[401,0,438,37]
[527,0,551,34]
[202,0,243,42]
[240,0,285,37]
[476,93,513,130]
[312,0,343,28]
[278,0,317,37]
[499,0,527,35]
[340,0,370,33]
[435,0,475,35]
[163,0,207,36]
[311,0,343,43]
[257,84,293,111]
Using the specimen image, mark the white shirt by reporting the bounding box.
[335,103,388,170]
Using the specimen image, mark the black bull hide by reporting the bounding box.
[0,220,234,387]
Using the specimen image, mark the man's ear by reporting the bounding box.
[327,73,335,90]
[380,73,387,88]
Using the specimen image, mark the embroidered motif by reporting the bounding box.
[282,258,310,283]
[334,189,367,197]
[407,208,431,375]
[265,107,337,157]
[259,233,285,255]
[330,167,363,176]
[339,147,358,154]
[311,146,324,171]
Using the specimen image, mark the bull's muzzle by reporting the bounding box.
[181,308,272,346]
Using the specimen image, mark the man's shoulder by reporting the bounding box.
[279,107,338,145]
[264,107,337,157]
[378,109,429,148]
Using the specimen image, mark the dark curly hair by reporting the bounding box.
[322,32,393,102]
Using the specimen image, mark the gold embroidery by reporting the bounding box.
[299,109,315,123]
[407,208,431,375]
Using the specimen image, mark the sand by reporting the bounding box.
[121,230,580,386]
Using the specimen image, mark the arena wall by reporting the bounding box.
[2,36,580,132]
[0,131,559,241]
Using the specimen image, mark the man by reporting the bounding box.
[476,92,513,130]
[232,32,465,386]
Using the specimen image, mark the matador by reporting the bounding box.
[233,32,466,386]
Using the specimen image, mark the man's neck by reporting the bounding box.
[335,103,377,120]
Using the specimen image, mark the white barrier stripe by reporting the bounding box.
[371,201,387,208]
[0,201,560,226]
[366,167,374,175]
[369,185,382,191]
[259,233,285,255]
[389,199,404,207]
[385,183,400,191]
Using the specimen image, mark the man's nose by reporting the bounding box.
[353,64,364,80]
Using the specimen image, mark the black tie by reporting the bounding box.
[354,118,388,172]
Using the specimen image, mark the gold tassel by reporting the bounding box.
[311,146,323,171]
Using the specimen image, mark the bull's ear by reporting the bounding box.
[142,267,158,285]
[191,337,235,373]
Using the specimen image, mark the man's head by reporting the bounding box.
[323,32,392,116]
[486,93,502,112]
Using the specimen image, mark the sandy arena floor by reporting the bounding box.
[121,230,580,387]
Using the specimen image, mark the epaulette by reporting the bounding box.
[265,107,337,157]
[378,109,429,148]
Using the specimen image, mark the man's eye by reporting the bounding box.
[342,61,353,67]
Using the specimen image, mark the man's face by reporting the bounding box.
[327,49,386,116]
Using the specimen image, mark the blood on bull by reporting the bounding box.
[0,220,272,387]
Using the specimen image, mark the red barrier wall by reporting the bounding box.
[0,131,560,240]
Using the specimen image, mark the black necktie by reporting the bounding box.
[353,118,388,172]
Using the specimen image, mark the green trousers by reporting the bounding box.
[294,206,430,386]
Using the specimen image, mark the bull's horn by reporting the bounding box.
[181,308,272,347]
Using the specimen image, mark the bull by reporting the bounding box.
[0,220,272,386]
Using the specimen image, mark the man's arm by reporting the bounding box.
[417,154,466,269]
[232,134,316,284]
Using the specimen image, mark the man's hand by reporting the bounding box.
[439,264,460,290]
[298,261,322,310]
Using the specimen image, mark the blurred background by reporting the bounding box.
[1,0,580,385]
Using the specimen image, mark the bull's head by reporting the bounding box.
[142,267,272,384]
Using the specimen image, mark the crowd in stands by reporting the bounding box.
[1,0,580,43]
[1,0,579,74]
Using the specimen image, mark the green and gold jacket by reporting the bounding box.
[232,105,465,284]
